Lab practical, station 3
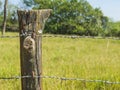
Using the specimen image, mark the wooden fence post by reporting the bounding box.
[17,10,52,90]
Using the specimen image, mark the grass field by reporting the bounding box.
[0,32,120,90]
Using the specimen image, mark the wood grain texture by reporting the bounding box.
[17,9,52,90]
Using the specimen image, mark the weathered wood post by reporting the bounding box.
[17,10,52,90]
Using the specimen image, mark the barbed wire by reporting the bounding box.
[0,75,120,84]
[0,34,120,40]
[0,35,19,38]
[43,35,120,40]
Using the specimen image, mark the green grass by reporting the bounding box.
[0,33,120,90]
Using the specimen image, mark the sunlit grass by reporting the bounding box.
[42,37,120,90]
[0,33,120,90]
[0,33,20,90]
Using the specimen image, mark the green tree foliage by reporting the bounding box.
[0,0,19,32]
[32,0,110,36]
[7,4,18,25]
[106,21,120,37]
[0,1,3,23]
[5,0,120,37]
[23,0,35,7]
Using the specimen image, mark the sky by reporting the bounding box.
[87,0,120,21]
[1,0,120,21]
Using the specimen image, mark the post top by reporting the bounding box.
[17,9,52,35]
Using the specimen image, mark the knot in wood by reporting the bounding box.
[23,36,35,55]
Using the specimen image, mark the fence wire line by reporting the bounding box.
[0,35,120,40]
[0,75,120,84]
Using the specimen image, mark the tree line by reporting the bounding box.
[0,0,120,37]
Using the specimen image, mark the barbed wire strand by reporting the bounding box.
[0,35,120,40]
[0,35,19,38]
[0,75,120,84]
